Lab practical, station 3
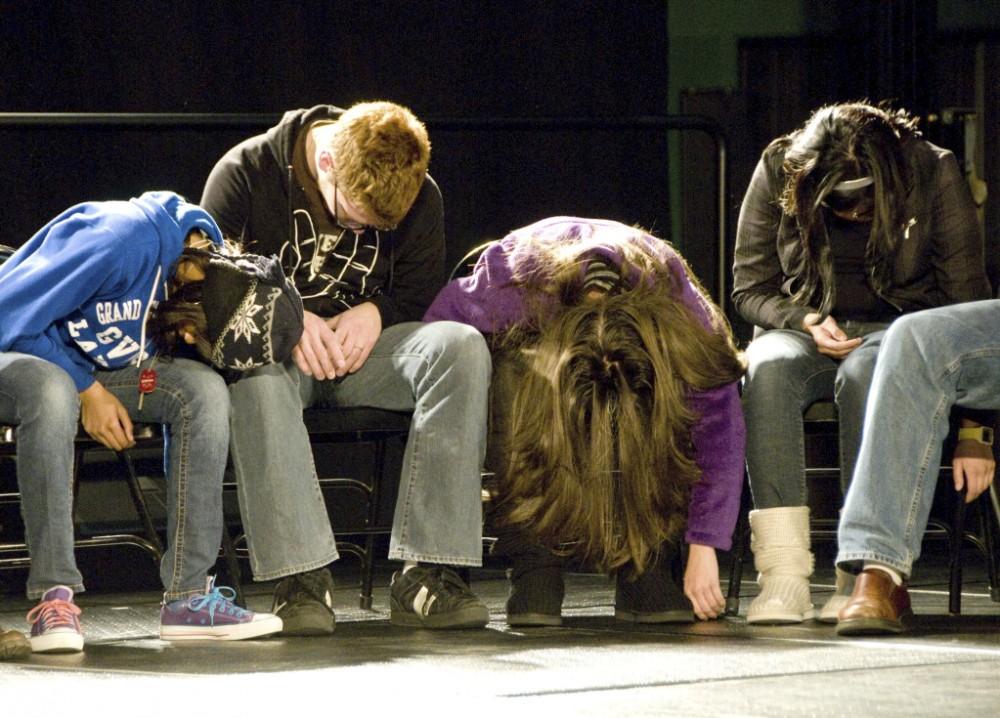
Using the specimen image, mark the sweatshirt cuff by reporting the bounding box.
[368,295,398,328]
[71,369,97,394]
[684,528,731,552]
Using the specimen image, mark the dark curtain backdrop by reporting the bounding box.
[0,1,673,272]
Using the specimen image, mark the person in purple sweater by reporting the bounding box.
[425,217,746,623]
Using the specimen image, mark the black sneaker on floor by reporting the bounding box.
[272,567,336,635]
[389,566,490,629]
[614,542,694,623]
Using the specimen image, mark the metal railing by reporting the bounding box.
[0,112,729,306]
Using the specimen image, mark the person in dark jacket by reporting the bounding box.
[200,101,491,633]
[732,102,991,625]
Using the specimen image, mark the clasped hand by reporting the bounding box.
[292,303,382,380]
[803,314,862,359]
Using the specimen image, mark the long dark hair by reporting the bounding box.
[496,233,745,574]
[777,102,919,314]
[147,246,217,361]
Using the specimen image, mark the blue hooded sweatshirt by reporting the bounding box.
[0,191,223,392]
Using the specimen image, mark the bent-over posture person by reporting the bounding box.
[426,217,746,623]
[0,192,303,653]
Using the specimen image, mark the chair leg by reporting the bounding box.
[725,515,748,616]
[725,474,752,616]
[359,437,388,610]
[949,487,967,615]
[219,525,246,607]
[116,449,165,558]
[360,535,375,610]
[988,484,1000,602]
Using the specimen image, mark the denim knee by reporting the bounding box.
[181,370,231,429]
[834,354,876,407]
[425,321,491,380]
[882,312,937,360]
[743,352,808,410]
[16,362,79,435]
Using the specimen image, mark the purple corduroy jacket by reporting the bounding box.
[424,217,745,550]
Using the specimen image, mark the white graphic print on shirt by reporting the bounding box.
[281,208,380,311]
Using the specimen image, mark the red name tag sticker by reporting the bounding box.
[139,369,157,394]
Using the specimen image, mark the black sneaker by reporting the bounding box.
[614,542,694,623]
[272,568,336,635]
[389,566,489,629]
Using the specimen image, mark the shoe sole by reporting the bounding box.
[615,608,695,624]
[279,624,336,637]
[390,605,490,629]
[746,608,816,625]
[30,630,84,653]
[507,612,563,627]
[835,612,911,637]
[160,615,284,641]
[274,610,336,636]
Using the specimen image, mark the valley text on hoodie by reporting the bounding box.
[0,192,223,392]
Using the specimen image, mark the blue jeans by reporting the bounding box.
[742,324,888,509]
[838,301,1000,576]
[0,352,230,601]
[228,321,491,581]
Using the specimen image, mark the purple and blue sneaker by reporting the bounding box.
[26,585,84,653]
[160,576,283,641]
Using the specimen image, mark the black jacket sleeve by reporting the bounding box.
[369,176,446,326]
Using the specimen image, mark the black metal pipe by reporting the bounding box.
[0,112,729,306]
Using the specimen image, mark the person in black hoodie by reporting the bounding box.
[201,101,491,633]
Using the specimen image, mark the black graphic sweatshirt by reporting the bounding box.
[200,105,445,326]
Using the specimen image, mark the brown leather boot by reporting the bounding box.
[835,568,913,636]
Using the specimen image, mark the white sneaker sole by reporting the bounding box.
[746,607,816,625]
[160,614,283,641]
[30,628,84,653]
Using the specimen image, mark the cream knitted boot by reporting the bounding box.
[746,506,815,624]
[817,567,855,623]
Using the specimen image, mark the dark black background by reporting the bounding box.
[0,1,672,274]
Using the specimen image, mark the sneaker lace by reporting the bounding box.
[26,599,81,629]
[189,584,249,623]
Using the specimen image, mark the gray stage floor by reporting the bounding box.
[2,560,999,716]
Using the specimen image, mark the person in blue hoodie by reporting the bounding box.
[0,191,287,654]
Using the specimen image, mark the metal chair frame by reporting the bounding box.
[0,424,165,571]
